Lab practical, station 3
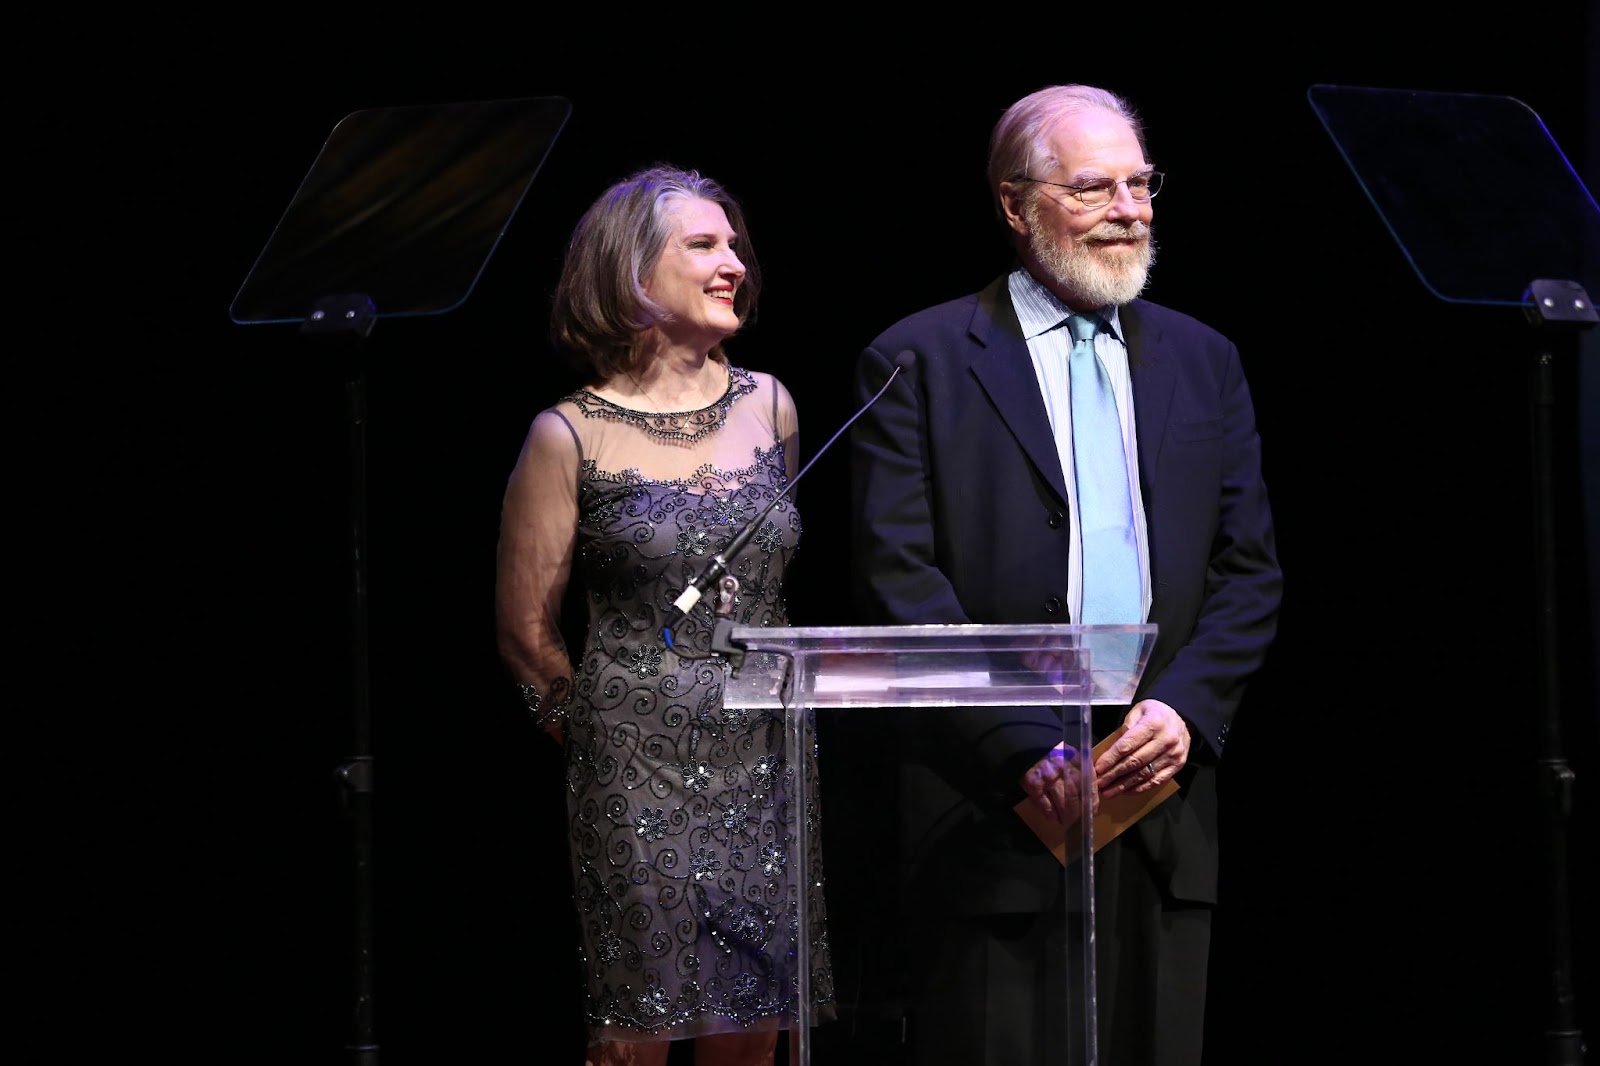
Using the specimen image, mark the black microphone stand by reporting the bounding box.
[1522,279,1595,1066]
[1307,86,1595,1063]
[228,97,571,1063]
[661,352,914,661]
[303,295,381,1065]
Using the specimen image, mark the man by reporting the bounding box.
[847,84,1283,1066]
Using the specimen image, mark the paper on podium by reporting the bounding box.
[1014,726,1179,865]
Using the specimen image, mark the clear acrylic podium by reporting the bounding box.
[719,621,1156,1066]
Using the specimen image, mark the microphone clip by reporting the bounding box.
[709,575,750,673]
[711,574,741,618]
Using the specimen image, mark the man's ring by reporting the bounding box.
[1142,765,1156,778]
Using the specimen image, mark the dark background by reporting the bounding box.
[43,16,1597,1066]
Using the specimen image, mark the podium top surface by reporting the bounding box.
[723,622,1155,709]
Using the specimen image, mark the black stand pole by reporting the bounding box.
[306,295,380,1065]
[1522,278,1594,1066]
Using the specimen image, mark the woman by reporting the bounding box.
[494,164,834,1066]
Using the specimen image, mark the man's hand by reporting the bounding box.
[1020,742,1097,825]
[1094,699,1189,798]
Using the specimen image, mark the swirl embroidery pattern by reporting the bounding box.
[556,371,833,1040]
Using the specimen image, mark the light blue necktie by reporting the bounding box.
[1067,312,1141,625]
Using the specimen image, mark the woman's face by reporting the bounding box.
[643,196,746,349]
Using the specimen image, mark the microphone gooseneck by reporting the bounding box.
[661,350,915,648]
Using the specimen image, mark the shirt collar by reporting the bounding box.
[1007,267,1123,343]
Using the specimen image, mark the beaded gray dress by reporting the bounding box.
[545,366,834,1044]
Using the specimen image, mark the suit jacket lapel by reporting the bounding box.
[967,276,1072,505]
[1122,300,1174,476]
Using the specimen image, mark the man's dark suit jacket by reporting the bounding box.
[849,273,1282,914]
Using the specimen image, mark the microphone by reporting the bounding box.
[661,349,915,648]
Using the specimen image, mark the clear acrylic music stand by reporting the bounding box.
[230,95,571,1064]
[1309,84,1597,1066]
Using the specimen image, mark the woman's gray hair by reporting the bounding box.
[549,164,761,378]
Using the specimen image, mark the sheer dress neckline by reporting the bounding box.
[576,444,787,493]
[569,364,757,444]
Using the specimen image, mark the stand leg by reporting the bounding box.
[1528,348,1585,1066]
[338,366,379,1064]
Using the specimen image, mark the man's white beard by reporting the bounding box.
[1026,201,1156,308]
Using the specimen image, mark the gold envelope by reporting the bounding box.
[1013,725,1179,865]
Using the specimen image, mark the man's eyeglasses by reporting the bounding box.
[1012,171,1164,208]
